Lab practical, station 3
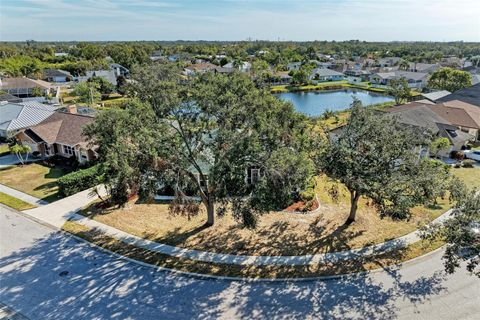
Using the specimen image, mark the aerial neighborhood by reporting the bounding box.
[0,38,479,319]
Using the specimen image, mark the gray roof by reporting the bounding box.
[44,69,72,78]
[421,90,451,101]
[0,102,57,133]
[374,71,428,81]
[83,70,117,86]
[436,83,480,107]
[0,93,22,103]
[312,68,344,77]
[385,103,474,145]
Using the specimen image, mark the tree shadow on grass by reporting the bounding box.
[0,212,452,320]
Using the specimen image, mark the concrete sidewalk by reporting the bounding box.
[0,184,48,206]
[24,186,107,227]
[21,184,453,266]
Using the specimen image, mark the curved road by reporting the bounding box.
[1,206,479,320]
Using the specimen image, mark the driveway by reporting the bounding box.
[0,154,38,168]
[1,206,479,320]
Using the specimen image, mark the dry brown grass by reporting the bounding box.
[80,176,449,256]
[63,220,445,279]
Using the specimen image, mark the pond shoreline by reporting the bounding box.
[270,81,388,94]
[274,87,394,116]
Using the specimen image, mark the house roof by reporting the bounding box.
[385,102,475,145]
[437,100,480,129]
[43,69,72,78]
[436,83,480,107]
[428,103,479,129]
[0,92,22,103]
[312,68,344,77]
[0,77,52,90]
[84,70,117,86]
[421,90,451,101]
[0,102,57,132]
[374,71,428,81]
[25,112,95,146]
[185,63,218,72]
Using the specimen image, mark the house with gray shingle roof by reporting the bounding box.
[370,71,429,89]
[310,68,344,83]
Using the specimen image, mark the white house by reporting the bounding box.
[310,68,344,83]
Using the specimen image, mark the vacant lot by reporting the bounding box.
[0,163,67,202]
[81,175,450,256]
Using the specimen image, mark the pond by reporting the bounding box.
[274,88,394,116]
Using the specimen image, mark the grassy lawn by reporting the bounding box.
[0,143,10,156]
[452,167,480,190]
[0,163,67,202]
[0,192,36,211]
[63,219,445,279]
[271,81,389,94]
[80,173,450,257]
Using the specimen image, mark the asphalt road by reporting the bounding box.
[1,206,479,320]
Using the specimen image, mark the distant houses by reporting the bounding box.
[0,77,53,98]
[309,68,344,83]
[370,71,429,89]
[43,69,73,83]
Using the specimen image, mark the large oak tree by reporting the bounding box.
[320,100,451,224]
[86,64,317,227]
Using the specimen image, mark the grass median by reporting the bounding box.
[63,220,444,279]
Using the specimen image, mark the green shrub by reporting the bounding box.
[300,188,315,202]
[57,165,101,196]
[462,159,476,168]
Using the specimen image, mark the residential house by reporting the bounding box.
[384,103,475,155]
[287,62,302,71]
[0,77,53,98]
[150,50,164,61]
[407,62,440,74]
[344,69,371,83]
[43,69,73,83]
[430,100,480,140]
[222,61,251,73]
[0,101,57,137]
[0,92,22,103]
[377,57,402,67]
[370,71,429,89]
[435,83,480,107]
[76,70,117,86]
[183,62,219,76]
[309,68,344,83]
[110,63,130,77]
[15,110,96,163]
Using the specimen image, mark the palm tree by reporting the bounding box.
[10,144,32,165]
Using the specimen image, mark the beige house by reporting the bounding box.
[0,77,53,98]
[15,107,96,163]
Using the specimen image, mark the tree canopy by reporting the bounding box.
[428,67,472,92]
[85,64,318,227]
[320,100,451,224]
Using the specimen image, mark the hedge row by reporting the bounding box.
[57,164,101,197]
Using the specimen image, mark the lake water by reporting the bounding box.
[275,89,394,116]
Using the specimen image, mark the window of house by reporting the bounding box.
[63,145,74,155]
[45,144,51,156]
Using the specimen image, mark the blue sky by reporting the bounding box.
[1,0,479,41]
